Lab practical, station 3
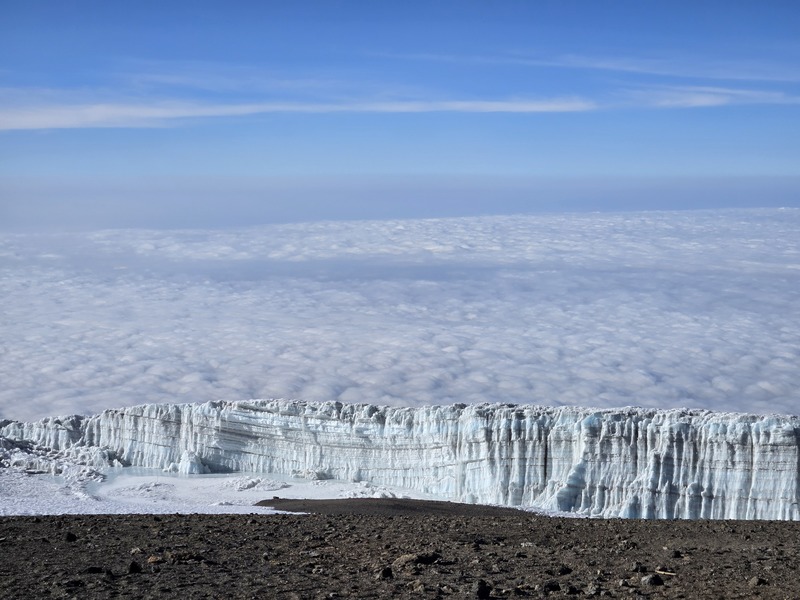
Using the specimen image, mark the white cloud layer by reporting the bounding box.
[2,208,799,422]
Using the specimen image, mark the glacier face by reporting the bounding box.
[2,400,799,520]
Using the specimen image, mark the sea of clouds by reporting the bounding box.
[2,208,798,422]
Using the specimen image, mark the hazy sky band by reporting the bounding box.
[4,176,800,231]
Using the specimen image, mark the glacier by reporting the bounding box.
[2,400,799,520]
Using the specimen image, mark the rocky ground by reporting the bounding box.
[1,498,799,599]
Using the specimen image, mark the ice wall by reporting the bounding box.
[2,400,799,520]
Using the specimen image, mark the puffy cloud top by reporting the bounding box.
[2,208,799,421]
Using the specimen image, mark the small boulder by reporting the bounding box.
[392,551,441,570]
[392,554,419,570]
[473,578,491,599]
[542,580,561,594]
[641,573,664,586]
[630,561,647,573]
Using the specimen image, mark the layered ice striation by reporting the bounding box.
[2,400,799,520]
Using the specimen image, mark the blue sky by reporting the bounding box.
[1,1,799,228]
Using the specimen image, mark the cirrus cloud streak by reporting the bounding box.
[0,97,595,130]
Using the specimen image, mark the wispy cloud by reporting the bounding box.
[119,60,352,95]
[385,52,800,83]
[623,85,800,108]
[2,50,797,131]
[3,84,796,130]
[0,97,596,130]
[525,54,800,84]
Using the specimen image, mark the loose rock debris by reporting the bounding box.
[1,498,799,599]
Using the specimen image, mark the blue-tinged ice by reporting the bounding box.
[2,400,798,520]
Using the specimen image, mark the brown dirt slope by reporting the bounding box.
[2,499,799,599]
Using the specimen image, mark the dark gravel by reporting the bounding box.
[2,499,799,599]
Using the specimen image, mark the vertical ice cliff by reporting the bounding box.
[2,400,799,520]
